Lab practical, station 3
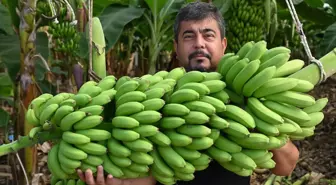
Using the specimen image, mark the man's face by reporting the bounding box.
[174,17,227,72]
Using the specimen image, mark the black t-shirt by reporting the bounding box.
[156,160,250,185]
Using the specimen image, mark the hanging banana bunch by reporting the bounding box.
[226,0,275,53]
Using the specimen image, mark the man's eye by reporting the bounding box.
[184,35,193,39]
[206,34,214,37]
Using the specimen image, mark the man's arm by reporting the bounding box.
[270,140,300,176]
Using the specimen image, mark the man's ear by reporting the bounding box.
[174,40,179,60]
[221,37,227,53]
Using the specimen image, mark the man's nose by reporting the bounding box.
[194,35,205,49]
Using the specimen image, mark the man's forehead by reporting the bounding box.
[179,18,219,33]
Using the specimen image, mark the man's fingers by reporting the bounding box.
[77,169,86,182]
[96,166,105,185]
[85,169,96,185]
[105,174,114,185]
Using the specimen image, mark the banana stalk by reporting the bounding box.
[289,48,336,85]
[0,128,63,156]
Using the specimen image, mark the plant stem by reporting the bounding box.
[289,48,336,85]
[0,128,62,157]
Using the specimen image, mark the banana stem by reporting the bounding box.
[0,129,62,157]
[289,48,336,85]
[292,173,311,185]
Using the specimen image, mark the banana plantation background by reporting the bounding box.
[0,0,335,184]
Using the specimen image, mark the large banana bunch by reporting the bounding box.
[23,40,328,185]
[226,0,269,53]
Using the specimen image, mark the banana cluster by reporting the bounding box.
[227,0,266,53]
[24,40,328,185]
[48,21,81,55]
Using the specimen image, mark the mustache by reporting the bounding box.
[188,50,211,61]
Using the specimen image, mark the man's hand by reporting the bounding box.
[77,165,157,185]
[271,140,300,176]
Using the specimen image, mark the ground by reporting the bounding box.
[251,76,336,185]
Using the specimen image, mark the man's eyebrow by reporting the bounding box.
[182,30,194,35]
[199,28,215,34]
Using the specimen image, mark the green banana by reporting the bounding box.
[177,125,211,138]
[112,116,139,129]
[290,79,315,93]
[244,40,267,61]
[78,105,104,115]
[75,142,107,155]
[222,119,250,138]
[173,147,202,161]
[59,140,87,160]
[208,114,230,129]
[217,53,235,73]
[210,90,230,104]
[132,125,159,137]
[164,130,193,147]
[73,115,103,130]
[162,103,190,116]
[219,104,255,128]
[259,46,291,63]
[183,111,210,124]
[169,89,200,104]
[112,128,140,141]
[214,135,242,153]
[62,131,90,145]
[165,67,186,81]
[148,131,171,146]
[201,80,226,94]
[76,129,111,141]
[85,94,111,106]
[263,100,311,123]
[185,137,214,150]
[219,55,240,76]
[274,59,305,77]
[47,144,69,179]
[242,66,276,97]
[144,88,166,99]
[176,71,205,88]
[253,77,298,98]
[207,146,232,163]
[115,102,144,116]
[178,82,210,96]
[264,91,315,108]
[116,91,147,107]
[303,97,328,113]
[199,95,226,113]
[232,59,260,94]
[71,94,92,107]
[159,117,186,129]
[60,111,87,131]
[203,72,223,81]
[107,138,131,157]
[236,41,254,59]
[25,109,40,126]
[115,80,140,99]
[247,97,284,125]
[123,138,153,153]
[258,53,290,72]
[157,146,186,168]
[39,104,59,125]
[130,110,162,125]
[225,58,249,86]
[142,98,165,111]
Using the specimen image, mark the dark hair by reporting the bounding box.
[173,2,226,42]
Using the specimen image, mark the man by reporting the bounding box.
[77,2,300,185]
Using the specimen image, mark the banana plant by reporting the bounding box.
[141,0,185,74]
